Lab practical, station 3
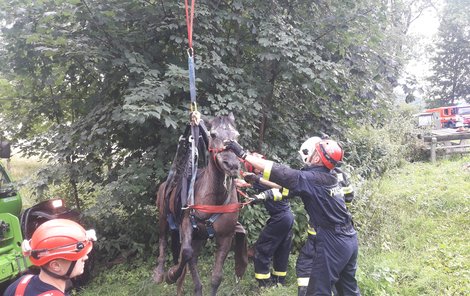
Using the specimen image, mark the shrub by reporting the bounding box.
[344,104,427,179]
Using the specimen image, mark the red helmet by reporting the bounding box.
[315,139,343,169]
[22,219,96,266]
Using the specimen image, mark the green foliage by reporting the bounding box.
[83,155,161,261]
[239,203,270,246]
[426,0,470,105]
[344,104,427,179]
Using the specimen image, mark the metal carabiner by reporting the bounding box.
[187,47,194,58]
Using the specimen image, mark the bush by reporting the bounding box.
[344,104,427,179]
[84,157,160,263]
[26,154,162,264]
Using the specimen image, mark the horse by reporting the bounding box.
[154,113,247,296]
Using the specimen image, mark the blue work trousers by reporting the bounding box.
[254,211,294,279]
[306,227,360,296]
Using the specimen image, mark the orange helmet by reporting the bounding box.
[315,139,343,169]
[22,219,96,266]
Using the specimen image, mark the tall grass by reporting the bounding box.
[354,156,470,295]
[0,156,44,207]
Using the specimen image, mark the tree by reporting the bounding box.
[426,0,470,106]
[0,0,410,260]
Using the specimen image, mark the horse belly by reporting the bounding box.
[212,212,238,236]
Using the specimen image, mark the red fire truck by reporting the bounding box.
[424,105,470,128]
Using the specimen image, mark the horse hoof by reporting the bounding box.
[153,269,164,284]
[165,269,177,284]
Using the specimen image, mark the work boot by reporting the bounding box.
[257,278,273,288]
[298,286,308,296]
[271,275,286,286]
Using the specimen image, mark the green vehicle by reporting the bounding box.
[0,141,81,292]
[0,141,30,290]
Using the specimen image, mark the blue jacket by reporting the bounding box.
[266,163,355,236]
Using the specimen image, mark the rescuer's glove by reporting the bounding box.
[254,188,283,201]
[224,140,248,159]
[243,173,261,184]
[334,167,355,204]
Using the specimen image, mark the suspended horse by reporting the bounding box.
[154,113,248,296]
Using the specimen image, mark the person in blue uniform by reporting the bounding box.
[225,137,361,296]
[295,138,356,295]
[240,153,294,287]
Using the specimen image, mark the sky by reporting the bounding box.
[402,2,443,106]
[406,6,441,80]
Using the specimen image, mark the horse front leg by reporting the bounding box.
[187,239,205,296]
[166,213,193,284]
[210,235,233,296]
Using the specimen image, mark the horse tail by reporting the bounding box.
[233,223,248,278]
[156,181,166,210]
[170,229,181,265]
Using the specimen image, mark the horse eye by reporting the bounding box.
[210,132,217,139]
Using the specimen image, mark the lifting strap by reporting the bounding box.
[185,0,195,50]
[184,0,198,208]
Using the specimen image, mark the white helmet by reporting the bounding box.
[299,137,321,164]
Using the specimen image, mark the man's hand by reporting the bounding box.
[234,178,251,188]
[254,188,282,201]
[243,172,261,184]
[224,140,247,159]
[254,190,271,201]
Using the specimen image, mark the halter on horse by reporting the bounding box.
[154,113,247,296]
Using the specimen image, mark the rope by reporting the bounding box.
[187,200,253,214]
[183,188,254,214]
[184,0,195,49]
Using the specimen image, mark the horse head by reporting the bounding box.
[207,113,240,177]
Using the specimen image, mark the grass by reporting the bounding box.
[356,157,470,295]
[0,156,44,207]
